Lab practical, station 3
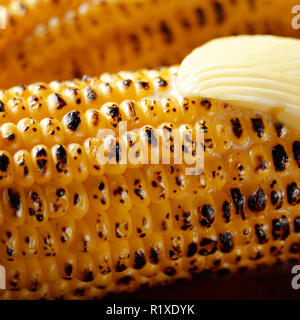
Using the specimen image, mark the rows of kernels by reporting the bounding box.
[2,85,300,298]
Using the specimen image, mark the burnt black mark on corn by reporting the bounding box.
[36,148,47,157]
[150,247,160,264]
[0,100,5,112]
[294,216,300,232]
[287,182,300,205]
[117,276,132,285]
[231,188,245,220]
[55,145,67,173]
[231,118,243,138]
[53,93,67,110]
[274,122,284,137]
[222,201,231,223]
[251,118,265,138]
[134,251,146,269]
[65,111,81,131]
[160,21,173,43]
[187,243,197,257]
[157,77,168,87]
[82,270,94,282]
[272,144,288,172]
[64,264,73,277]
[200,99,211,110]
[219,232,233,253]
[145,127,158,147]
[248,188,266,212]
[0,154,9,172]
[272,215,289,240]
[164,267,176,277]
[8,189,21,212]
[293,141,300,168]
[213,1,225,24]
[86,86,97,101]
[270,190,283,210]
[73,193,80,205]
[130,33,141,53]
[200,204,215,228]
[199,238,217,256]
[290,243,300,254]
[255,224,268,244]
[195,7,206,25]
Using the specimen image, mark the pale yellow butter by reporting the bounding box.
[176,35,300,130]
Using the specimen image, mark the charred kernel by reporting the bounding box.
[0,100,4,112]
[294,217,300,232]
[272,216,289,240]
[53,93,67,110]
[200,99,211,109]
[290,243,300,254]
[160,21,173,43]
[219,232,233,253]
[137,81,150,90]
[272,145,288,172]
[144,128,158,147]
[8,188,21,211]
[117,276,132,285]
[56,188,65,197]
[231,118,243,138]
[65,111,81,131]
[150,247,160,264]
[255,224,267,244]
[86,86,97,101]
[65,264,73,277]
[0,154,9,172]
[213,1,224,23]
[122,79,132,88]
[200,204,215,227]
[231,188,245,220]
[82,270,94,282]
[157,77,168,87]
[222,201,231,223]
[248,188,266,212]
[164,267,176,276]
[293,141,300,168]
[73,193,79,205]
[195,7,206,25]
[187,243,197,257]
[56,145,67,164]
[286,182,300,205]
[134,251,146,269]
[270,190,280,205]
[199,238,218,256]
[251,118,264,137]
[274,122,284,137]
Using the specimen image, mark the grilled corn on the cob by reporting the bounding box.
[0,0,299,88]
[0,64,300,299]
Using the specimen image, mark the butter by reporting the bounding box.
[176,35,300,130]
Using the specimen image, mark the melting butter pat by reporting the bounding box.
[176,35,300,130]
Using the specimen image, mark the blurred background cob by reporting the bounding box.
[0,0,298,88]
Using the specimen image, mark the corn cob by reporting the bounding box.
[0,0,87,54]
[0,66,299,300]
[0,0,298,89]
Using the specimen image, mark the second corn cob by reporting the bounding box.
[0,66,300,299]
[0,0,299,88]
